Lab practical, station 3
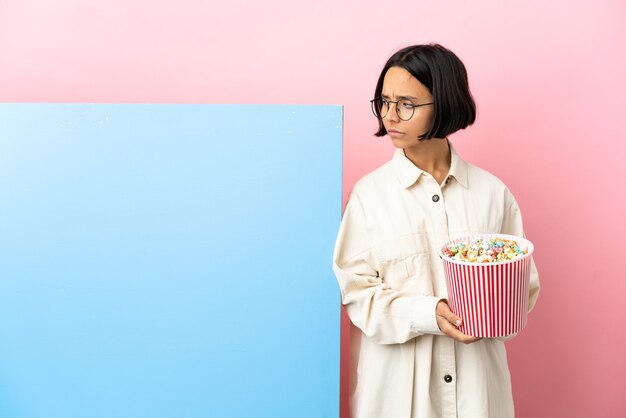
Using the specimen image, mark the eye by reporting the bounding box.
[399,100,414,109]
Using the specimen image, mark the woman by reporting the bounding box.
[333,44,540,418]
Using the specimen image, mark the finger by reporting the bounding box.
[438,319,462,338]
[459,335,482,344]
[441,322,481,344]
[448,313,462,328]
[438,302,462,327]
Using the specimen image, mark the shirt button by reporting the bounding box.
[432,194,440,202]
[445,178,450,184]
[444,374,453,383]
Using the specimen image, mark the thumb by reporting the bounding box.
[445,307,462,327]
[438,300,462,327]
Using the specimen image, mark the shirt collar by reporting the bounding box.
[392,148,425,188]
[391,140,469,189]
[447,142,469,188]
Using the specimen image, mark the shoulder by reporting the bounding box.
[465,161,518,206]
[468,161,512,191]
[347,159,397,204]
[468,162,506,188]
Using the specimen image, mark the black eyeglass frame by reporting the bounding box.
[370,98,434,121]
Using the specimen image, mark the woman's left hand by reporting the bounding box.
[436,300,482,344]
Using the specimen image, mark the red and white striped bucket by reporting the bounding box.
[440,234,534,338]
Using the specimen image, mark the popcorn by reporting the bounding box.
[442,237,528,263]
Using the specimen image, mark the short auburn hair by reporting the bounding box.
[373,44,476,140]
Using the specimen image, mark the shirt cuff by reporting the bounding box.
[410,296,445,335]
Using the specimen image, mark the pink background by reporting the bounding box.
[2,1,625,417]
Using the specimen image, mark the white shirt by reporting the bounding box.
[333,143,540,418]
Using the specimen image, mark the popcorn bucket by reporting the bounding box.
[439,234,534,338]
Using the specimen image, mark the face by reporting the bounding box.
[380,66,435,149]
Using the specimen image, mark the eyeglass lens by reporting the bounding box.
[371,99,415,121]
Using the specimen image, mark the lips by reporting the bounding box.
[387,129,404,138]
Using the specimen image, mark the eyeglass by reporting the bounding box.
[370,97,434,121]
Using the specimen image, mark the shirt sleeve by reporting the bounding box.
[333,193,444,345]
[501,188,541,314]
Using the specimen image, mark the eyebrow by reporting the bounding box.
[381,94,419,100]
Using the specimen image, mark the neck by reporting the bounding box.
[403,137,451,184]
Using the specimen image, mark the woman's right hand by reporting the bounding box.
[436,300,482,344]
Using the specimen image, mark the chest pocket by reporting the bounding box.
[373,234,434,295]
